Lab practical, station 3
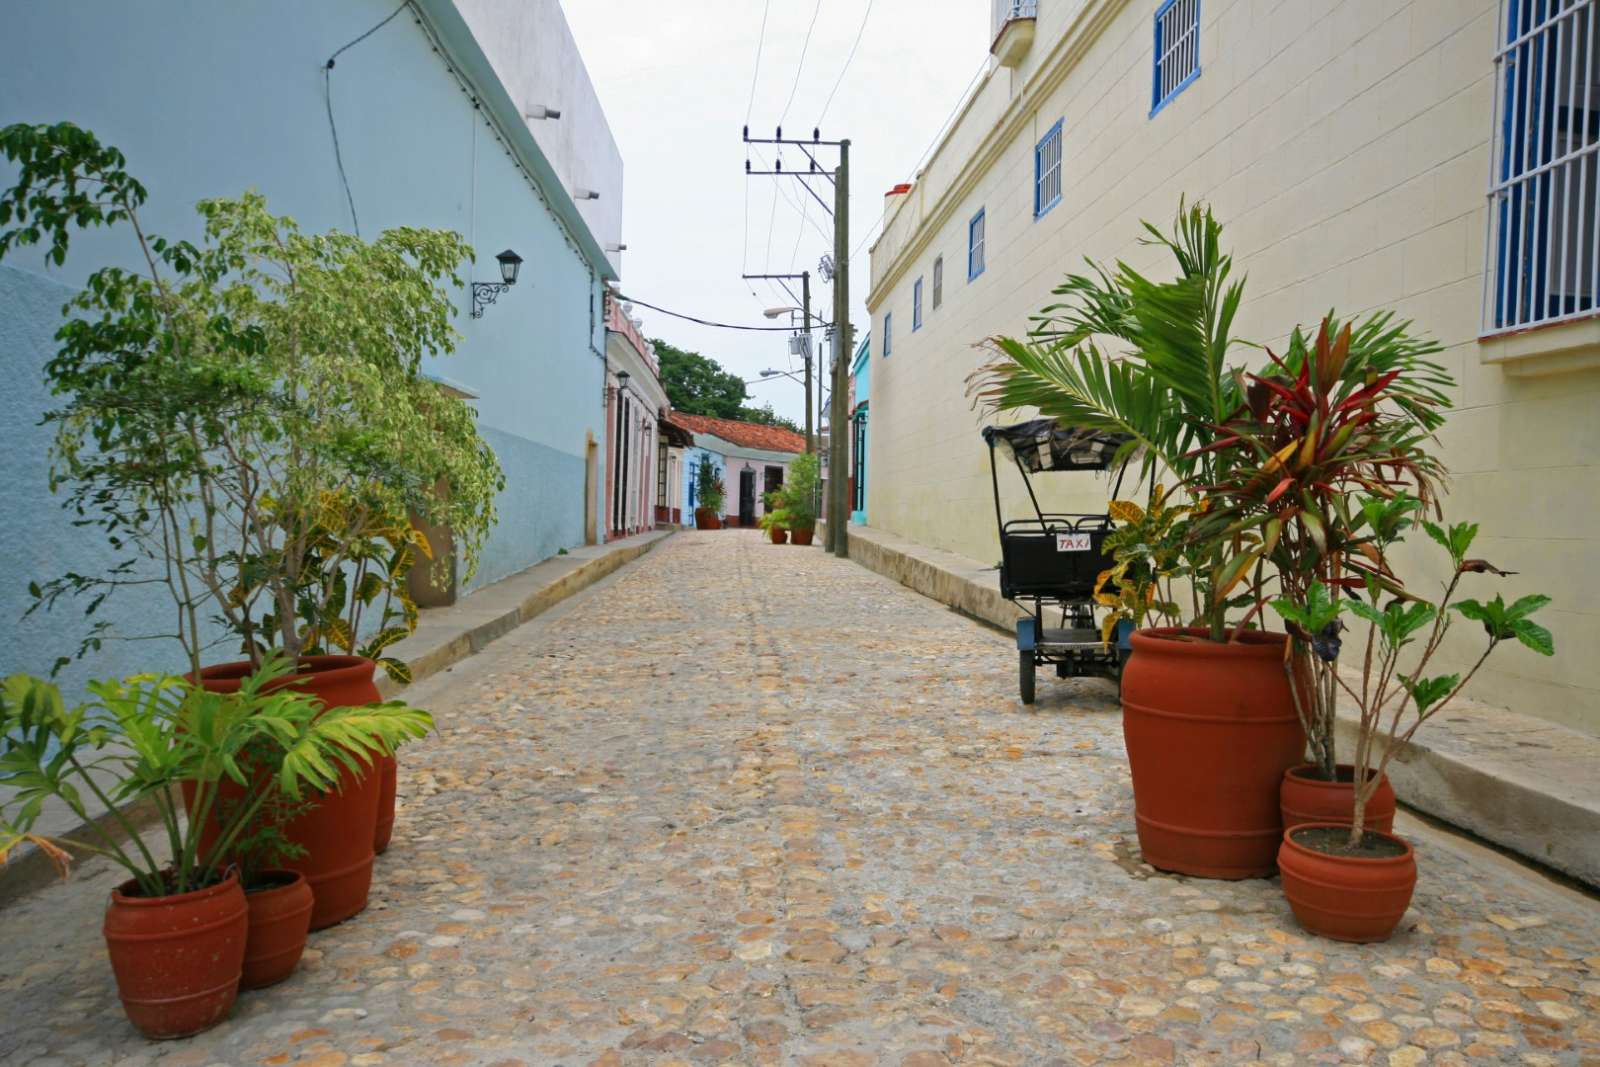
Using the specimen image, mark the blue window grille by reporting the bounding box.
[932,255,944,308]
[883,312,892,356]
[1488,0,1600,333]
[1034,119,1063,217]
[968,208,986,280]
[913,277,923,330]
[1152,0,1200,116]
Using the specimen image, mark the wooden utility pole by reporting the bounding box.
[802,270,813,454]
[828,140,851,557]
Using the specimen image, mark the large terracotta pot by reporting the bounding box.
[790,528,815,546]
[693,507,721,530]
[374,752,397,854]
[768,526,788,544]
[1281,763,1396,834]
[1278,822,1417,942]
[241,869,314,989]
[193,655,382,930]
[1120,628,1306,879]
[103,869,247,1039]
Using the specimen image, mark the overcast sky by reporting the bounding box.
[564,1,990,424]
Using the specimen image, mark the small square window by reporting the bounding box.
[932,256,944,309]
[1034,119,1062,218]
[883,312,892,357]
[968,209,986,281]
[1152,0,1200,116]
[913,277,923,331]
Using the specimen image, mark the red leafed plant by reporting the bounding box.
[1192,314,1453,779]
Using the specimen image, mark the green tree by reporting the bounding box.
[737,402,801,435]
[652,338,747,418]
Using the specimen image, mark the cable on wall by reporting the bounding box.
[323,1,409,235]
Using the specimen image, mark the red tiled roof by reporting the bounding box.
[670,412,807,454]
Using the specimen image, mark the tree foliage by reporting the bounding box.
[653,338,747,419]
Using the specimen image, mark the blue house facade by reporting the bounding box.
[0,1,619,691]
[849,333,871,525]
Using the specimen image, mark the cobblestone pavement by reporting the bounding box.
[3,529,1599,1067]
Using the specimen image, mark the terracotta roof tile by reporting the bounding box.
[670,412,806,454]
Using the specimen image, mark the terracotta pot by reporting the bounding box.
[374,752,397,854]
[1278,822,1417,942]
[103,869,247,1039]
[1281,763,1396,834]
[241,869,314,989]
[790,528,815,546]
[1120,628,1307,879]
[192,655,382,930]
[768,526,788,544]
[693,507,721,530]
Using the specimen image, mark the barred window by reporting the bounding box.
[932,255,944,309]
[1152,0,1200,115]
[968,208,986,281]
[913,277,923,331]
[1035,119,1062,217]
[1486,0,1600,332]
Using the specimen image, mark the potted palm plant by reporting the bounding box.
[970,203,1452,878]
[759,492,791,544]
[1272,508,1553,941]
[1,123,501,927]
[782,453,820,546]
[0,658,431,1036]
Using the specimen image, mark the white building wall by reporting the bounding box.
[867,0,1600,734]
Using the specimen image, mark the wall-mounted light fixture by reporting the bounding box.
[616,370,631,392]
[471,248,523,318]
[573,187,601,200]
[525,104,562,120]
[605,242,628,252]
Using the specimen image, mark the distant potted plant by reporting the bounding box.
[1272,510,1553,942]
[971,204,1452,879]
[759,492,791,544]
[0,658,431,1036]
[1,123,501,927]
[693,454,725,530]
[782,453,820,546]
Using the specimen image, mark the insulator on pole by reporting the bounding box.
[745,159,751,172]
[812,127,820,142]
[775,126,783,140]
[775,158,783,171]
[742,124,749,141]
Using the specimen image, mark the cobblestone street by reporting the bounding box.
[3,530,1599,1067]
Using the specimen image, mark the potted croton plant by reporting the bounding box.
[759,493,791,544]
[1271,504,1553,941]
[693,454,726,530]
[782,453,820,546]
[0,659,430,1037]
[971,203,1452,879]
[0,122,502,928]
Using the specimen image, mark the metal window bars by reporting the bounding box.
[1036,122,1063,215]
[1153,0,1200,112]
[1485,0,1600,334]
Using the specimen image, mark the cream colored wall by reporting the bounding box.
[866,0,1600,734]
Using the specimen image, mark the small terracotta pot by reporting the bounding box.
[1280,763,1395,834]
[103,869,247,1038]
[790,528,815,546]
[1278,822,1417,943]
[1120,628,1307,879]
[191,656,382,930]
[693,507,719,530]
[241,869,314,989]
[375,752,397,854]
[768,526,788,544]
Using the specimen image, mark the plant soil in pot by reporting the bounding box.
[1120,627,1307,879]
[242,869,314,989]
[768,526,788,544]
[791,528,815,546]
[102,869,248,1039]
[1278,821,1416,942]
[1281,763,1396,834]
[193,655,383,930]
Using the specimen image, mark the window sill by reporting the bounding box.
[1478,314,1600,377]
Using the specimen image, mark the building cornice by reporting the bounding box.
[867,0,1132,309]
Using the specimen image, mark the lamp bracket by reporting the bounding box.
[471,281,511,319]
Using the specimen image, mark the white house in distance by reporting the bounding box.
[673,415,807,527]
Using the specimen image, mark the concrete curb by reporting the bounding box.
[0,530,672,908]
[840,522,1600,889]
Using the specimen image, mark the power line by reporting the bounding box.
[818,0,876,125]
[619,294,831,332]
[745,0,772,125]
[778,0,825,127]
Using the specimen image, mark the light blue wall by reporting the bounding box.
[0,1,610,685]
[850,333,871,525]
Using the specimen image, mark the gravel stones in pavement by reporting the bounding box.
[2,529,1598,1066]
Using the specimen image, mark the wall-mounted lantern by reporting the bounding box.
[471,248,523,318]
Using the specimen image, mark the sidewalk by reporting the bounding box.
[841,521,1600,889]
[0,529,672,905]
